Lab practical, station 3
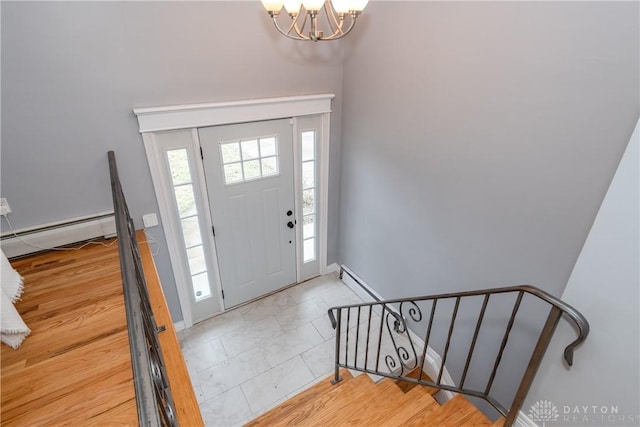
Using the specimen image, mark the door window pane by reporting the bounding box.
[187,245,206,275]
[192,272,211,301]
[241,139,259,160]
[261,157,278,177]
[302,131,315,162]
[303,214,315,239]
[174,184,197,217]
[303,238,316,262]
[181,216,202,247]
[167,149,191,185]
[302,189,315,215]
[224,163,243,184]
[243,159,261,180]
[220,142,241,163]
[260,137,277,157]
[302,161,315,189]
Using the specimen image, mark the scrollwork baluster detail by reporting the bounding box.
[383,303,420,376]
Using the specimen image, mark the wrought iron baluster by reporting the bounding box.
[485,291,524,396]
[354,306,361,368]
[364,305,372,370]
[331,308,342,384]
[375,307,385,372]
[418,299,438,383]
[460,294,490,388]
[438,297,461,384]
[345,308,351,367]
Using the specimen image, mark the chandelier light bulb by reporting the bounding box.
[302,0,326,12]
[261,0,284,13]
[351,0,369,12]
[283,0,303,14]
[331,0,352,14]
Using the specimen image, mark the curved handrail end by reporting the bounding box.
[564,348,574,366]
[562,313,590,367]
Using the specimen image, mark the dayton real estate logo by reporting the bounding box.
[529,400,560,426]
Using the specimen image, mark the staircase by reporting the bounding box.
[246,369,504,426]
[248,281,589,427]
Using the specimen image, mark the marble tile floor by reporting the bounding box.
[178,272,366,427]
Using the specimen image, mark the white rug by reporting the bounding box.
[1,250,30,349]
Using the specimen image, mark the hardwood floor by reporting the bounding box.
[1,238,135,425]
[1,231,202,426]
[246,369,506,426]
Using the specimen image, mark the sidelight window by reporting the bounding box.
[166,149,211,301]
[301,130,316,262]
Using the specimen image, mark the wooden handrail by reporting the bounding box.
[138,230,204,426]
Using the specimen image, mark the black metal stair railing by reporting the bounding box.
[327,269,589,427]
[108,151,178,427]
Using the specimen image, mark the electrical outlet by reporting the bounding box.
[0,198,11,216]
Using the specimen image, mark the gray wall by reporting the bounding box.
[527,119,639,425]
[0,1,345,322]
[2,1,639,413]
[338,0,638,417]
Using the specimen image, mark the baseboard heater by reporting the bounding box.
[339,265,385,302]
[0,212,116,259]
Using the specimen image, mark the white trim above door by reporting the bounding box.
[135,94,334,328]
[134,94,334,133]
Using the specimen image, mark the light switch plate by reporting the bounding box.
[142,213,159,228]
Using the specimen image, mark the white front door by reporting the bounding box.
[200,119,297,308]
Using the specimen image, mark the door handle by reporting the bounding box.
[287,221,295,229]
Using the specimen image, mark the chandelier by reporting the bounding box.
[260,0,369,42]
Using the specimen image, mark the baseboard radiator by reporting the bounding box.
[0,212,116,258]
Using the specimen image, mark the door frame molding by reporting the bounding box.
[135,94,334,328]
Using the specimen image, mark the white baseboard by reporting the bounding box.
[324,262,340,274]
[515,411,538,427]
[339,264,456,402]
[173,320,186,332]
[0,212,116,258]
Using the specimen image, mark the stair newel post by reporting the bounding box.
[504,305,562,427]
[331,308,343,384]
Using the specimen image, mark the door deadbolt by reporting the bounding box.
[286,210,293,216]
